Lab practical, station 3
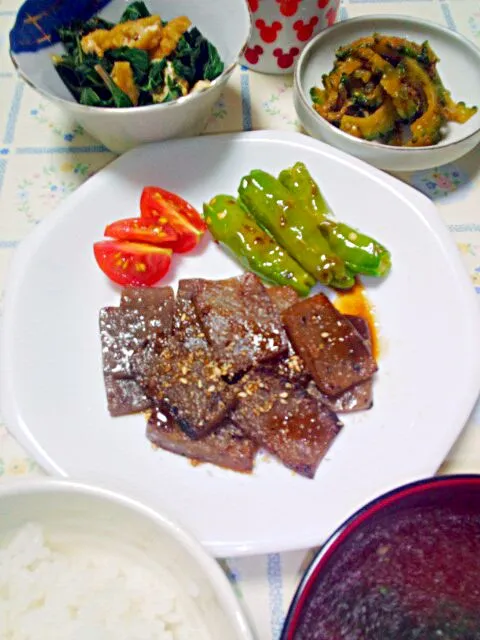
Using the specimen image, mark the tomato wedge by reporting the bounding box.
[93,240,172,287]
[104,217,178,247]
[140,186,206,253]
[140,186,207,232]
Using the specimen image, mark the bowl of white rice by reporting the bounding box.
[0,479,254,640]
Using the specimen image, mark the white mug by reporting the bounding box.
[240,0,341,74]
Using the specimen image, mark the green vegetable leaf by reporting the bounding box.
[106,47,149,84]
[57,26,78,56]
[94,64,133,108]
[310,87,325,105]
[141,59,166,93]
[171,30,200,84]
[110,84,134,108]
[80,87,112,107]
[164,75,184,102]
[77,58,109,84]
[57,17,113,56]
[120,1,151,22]
[339,72,350,89]
[203,42,224,81]
[158,88,182,103]
[81,16,114,33]
[107,47,149,75]
[54,7,224,109]
[183,27,203,50]
[152,73,183,104]
[418,41,435,68]
[172,57,194,84]
[137,91,154,106]
[54,56,107,100]
[57,31,85,66]
[54,62,84,101]
[170,28,223,85]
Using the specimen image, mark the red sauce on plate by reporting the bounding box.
[294,506,480,639]
[334,280,379,360]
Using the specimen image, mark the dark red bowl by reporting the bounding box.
[281,475,480,640]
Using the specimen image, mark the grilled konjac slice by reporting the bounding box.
[99,307,148,379]
[100,287,174,415]
[272,353,309,386]
[104,376,151,417]
[147,407,258,473]
[193,273,289,379]
[266,284,310,385]
[346,315,372,345]
[130,282,210,389]
[121,285,175,379]
[266,284,300,313]
[283,293,377,396]
[173,279,209,350]
[99,307,149,415]
[100,286,174,378]
[231,369,343,479]
[149,283,257,470]
[310,315,374,413]
[145,337,238,439]
[120,286,175,352]
[120,287,175,355]
[120,286,175,323]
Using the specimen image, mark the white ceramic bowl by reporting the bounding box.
[10,0,250,154]
[0,479,254,640]
[294,15,480,172]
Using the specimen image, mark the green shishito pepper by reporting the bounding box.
[319,220,392,278]
[203,194,314,296]
[238,170,352,288]
[278,162,330,219]
[279,162,392,279]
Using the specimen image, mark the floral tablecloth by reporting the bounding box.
[1,0,480,638]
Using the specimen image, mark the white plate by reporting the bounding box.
[2,131,480,557]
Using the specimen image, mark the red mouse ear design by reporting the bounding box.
[326,7,336,25]
[272,20,282,30]
[254,45,264,54]
[292,19,303,29]
[273,48,282,57]
[290,47,300,55]
[255,18,265,28]
[311,16,319,26]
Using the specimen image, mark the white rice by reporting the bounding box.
[0,523,210,640]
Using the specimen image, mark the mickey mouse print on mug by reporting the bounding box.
[241,0,340,73]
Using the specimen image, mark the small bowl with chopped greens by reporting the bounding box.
[9,0,250,153]
[294,15,480,172]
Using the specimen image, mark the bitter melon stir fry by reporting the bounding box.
[52,1,224,108]
[310,34,478,147]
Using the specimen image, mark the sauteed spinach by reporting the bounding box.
[53,1,224,108]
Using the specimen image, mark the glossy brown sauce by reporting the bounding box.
[333,279,380,360]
